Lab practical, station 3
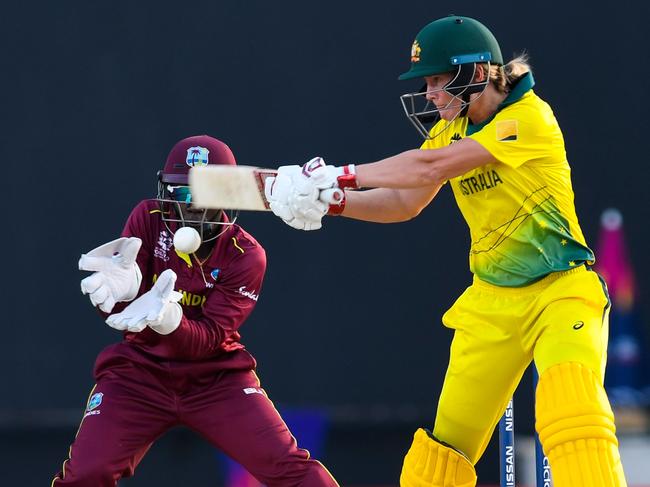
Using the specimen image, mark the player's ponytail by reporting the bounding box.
[486,53,531,94]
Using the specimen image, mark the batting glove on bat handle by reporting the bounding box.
[319,188,344,203]
[301,157,359,190]
[301,157,357,216]
[319,188,346,216]
[265,168,324,230]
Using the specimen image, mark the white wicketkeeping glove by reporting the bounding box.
[79,237,143,313]
[105,269,183,334]
[264,165,325,231]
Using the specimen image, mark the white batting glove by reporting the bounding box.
[265,166,325,230]
[264,165,300,221]
[79,237,143,313]
[289,157,352,219]
[105,269,183,334]
[288,185,328,223]
[300,157,358,192]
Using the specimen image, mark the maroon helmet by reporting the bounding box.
[160,135,236,185]
[157,135,238,243]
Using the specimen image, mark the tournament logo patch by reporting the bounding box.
[87,392,103,411]
[210,268,220,281]
[496,120,518,141]
[154,230,173,262]
[410,40,421,63]
[186,146,210,167]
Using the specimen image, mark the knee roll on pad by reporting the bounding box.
[536,362,627,487]
[400,428,476,487]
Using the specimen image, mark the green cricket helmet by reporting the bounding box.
[399,15,503,139]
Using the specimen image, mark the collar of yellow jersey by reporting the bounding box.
[466,72,535,135]
[500,71,535,108]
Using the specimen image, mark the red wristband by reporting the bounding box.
[327,192,346,216]
[337,165,359,190]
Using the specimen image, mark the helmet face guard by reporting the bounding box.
[156,177,239,244]
[400,59,491,139]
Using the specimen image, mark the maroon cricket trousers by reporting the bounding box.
[51,343,337,486]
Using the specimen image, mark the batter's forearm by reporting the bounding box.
[342,186,440,223]
[355,139,496,189]
[356,150,446,189]
[341,189,409,222]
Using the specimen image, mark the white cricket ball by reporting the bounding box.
[173,226,202,254]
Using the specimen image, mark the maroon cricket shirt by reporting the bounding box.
[115,200,266,365]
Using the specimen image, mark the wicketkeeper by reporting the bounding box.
[52,135,339,487]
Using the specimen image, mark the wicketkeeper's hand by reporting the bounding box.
[105,269,183,334]
[79,237,143,313]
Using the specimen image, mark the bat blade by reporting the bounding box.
[189,165,277,211]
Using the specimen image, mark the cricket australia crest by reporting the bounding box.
[411,40,421,62]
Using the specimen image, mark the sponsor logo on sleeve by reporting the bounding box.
[238,286,259,301]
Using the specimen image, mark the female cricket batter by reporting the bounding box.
[265,15,627,487]
[52,135,338,487]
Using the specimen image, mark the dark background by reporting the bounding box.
[1,1,648,485]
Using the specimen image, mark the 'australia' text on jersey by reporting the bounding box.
[458,169,503,195]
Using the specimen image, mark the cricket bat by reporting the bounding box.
[189,165,343,211]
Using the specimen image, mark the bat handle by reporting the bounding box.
[319,188,345,205]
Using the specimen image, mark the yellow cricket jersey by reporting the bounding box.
[422,73,594,286]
